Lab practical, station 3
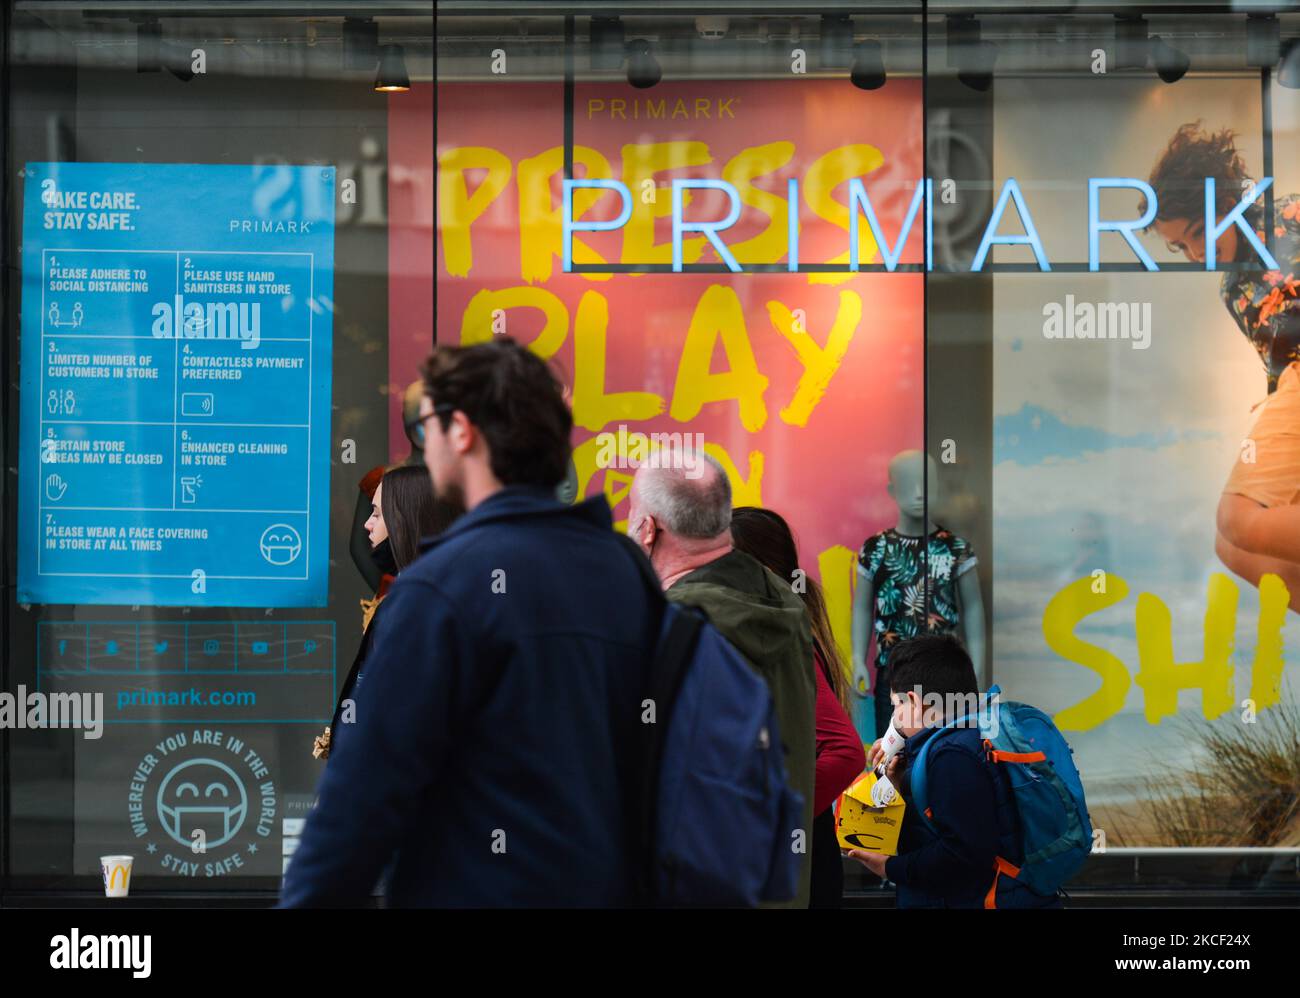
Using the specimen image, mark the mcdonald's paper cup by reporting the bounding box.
[878,719,906,763]
[100,855,134,898]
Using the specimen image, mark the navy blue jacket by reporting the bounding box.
[885,724,1063,909]
[280,486,658,907]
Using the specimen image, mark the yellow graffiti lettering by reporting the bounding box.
[722,142,795,264]
[670,285,768,431]
[517,145,615,284]
[458,287,566,358]
[1045,573,1291,730]
[703,442,763,508]
[572,291,665,431]
[1249,573,1287,710]
[1043,575,1132,731]
[803,144,884,286]
[767,291,861,426]
[620,142,711,267]
[1134,575,1237,724]
[437,146,512,278]
[819,544,858,683]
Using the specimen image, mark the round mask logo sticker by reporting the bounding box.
[259,524,302,565]
[127,728,277,878]
[156,757,248,849]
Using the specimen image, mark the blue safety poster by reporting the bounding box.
[18,162,335,606]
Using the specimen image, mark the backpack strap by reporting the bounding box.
[611,533,706,905]
[912,685,1004,827]
[986,746,1047,765]
[984,857,1021,909]
[909,715,976,834]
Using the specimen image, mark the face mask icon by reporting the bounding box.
[156,758,248,849]
[258,524,302,566]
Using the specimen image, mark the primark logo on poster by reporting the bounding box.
[227,217,313,234]
[49,929,151,978]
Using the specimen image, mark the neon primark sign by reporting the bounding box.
[562,176,1282,273]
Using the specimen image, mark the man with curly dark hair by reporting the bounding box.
[282,337,661,907]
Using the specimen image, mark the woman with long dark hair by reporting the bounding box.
[730,506,866,908]
[313,465,458,760]
[1144,123,1300,608]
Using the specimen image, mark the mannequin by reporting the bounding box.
[850,450,986,741]
[350,381,427,593]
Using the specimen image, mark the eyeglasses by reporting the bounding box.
[405,411,436,445]
[406,404,462,444]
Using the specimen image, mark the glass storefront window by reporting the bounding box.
[4,1,1298,905]
[3,2,433,895]
[435,3,1300,902]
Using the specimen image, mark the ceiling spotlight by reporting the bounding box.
[958,40,998,92]
[374,44,410,93]
[590,16,625,71]
[626,39,661,89]
[850,40,887,91]
[947,15,997,91]
[1114,15,1149,71]
[136,18,161,74]
[1247,14,1281,69]
[820,14,853,70]
[696,16,729,41]
[344,17,379,72]
[164,40,196,82]
[1281,40,1300,90]
[1150,36,1189,84]
[946,14,978,69]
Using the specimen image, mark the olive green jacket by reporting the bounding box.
[666,548,816,908]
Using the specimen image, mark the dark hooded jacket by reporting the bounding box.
[665,548,817,908]
[280,486,658,907]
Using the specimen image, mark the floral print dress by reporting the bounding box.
[1221,194,1300,394]
[855,527,977,674]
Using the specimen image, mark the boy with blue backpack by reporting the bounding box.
[847,635,1090,908]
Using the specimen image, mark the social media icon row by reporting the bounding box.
[39,622,334,673]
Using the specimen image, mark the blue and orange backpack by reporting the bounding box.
[910,685,1092,905]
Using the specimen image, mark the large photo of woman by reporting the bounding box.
[988,76,1300,851]
[1142,123,1300,608]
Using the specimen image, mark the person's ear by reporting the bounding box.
[447,410,475,456]
[640,514,656,550]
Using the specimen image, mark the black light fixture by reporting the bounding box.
[820,14,853,70]
[626,39,661,89]
[1150,36,1189,84]
[946,14,978,69]
[374,44,410,93]
[850,40,887,91]
[590,16,625,71]
[344,17,380,72]
[1247,14,1281,68]
[958,41,998,92]
[1281,40,1300,90]
[136,18,161,74]
[164,40,196,83]
[1114,15,1149,71]
[948,15,997,91]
